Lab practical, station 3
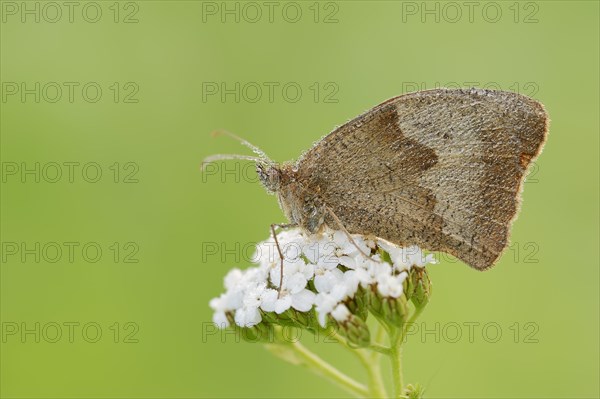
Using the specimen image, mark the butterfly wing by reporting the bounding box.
[295,88,548,269]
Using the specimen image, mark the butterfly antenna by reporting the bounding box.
[211,129,268,159]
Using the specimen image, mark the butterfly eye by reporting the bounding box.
[255,163,280,193]
[255,163,264,175]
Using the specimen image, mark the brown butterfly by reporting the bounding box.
[205,88,548,270]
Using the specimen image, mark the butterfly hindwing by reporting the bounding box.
[295,88,548,269]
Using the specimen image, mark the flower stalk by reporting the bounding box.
[265,333,370,398]
[390,329,405,398]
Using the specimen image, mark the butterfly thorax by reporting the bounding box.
[277,166,327,234]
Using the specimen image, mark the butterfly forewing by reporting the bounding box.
[295,88,548,269]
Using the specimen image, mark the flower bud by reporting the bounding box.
[403,383,425,399]
[331,304,371,347]
[344,287,369,321]
[366,285,384,319]
[383,295,409,327]
[366,286,409,328]
[404,272,415,300]
[410,268,432,308]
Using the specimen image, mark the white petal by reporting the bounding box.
[405,245,424,267]
[314,268,343,293]
[376,274,404,298]
[291,289,316,312]
[252,241,278,267]
[315,292,337,314]
[299,262,315,280]
[397,271,409,283]
[314,274,328,293]
[302,241,321,264]
[317,242,338,266]
[330,283,349,302]
[317,310,328,328]
[336,233,369,257]
[243,283,265,308]
[318,255,340,270]
[224,269,244,290]
[370,261,392,278]
[388,284,403,298]
[343,271,360,297]
[278,228,303,244]
[209,295,225,311]
[332,230,349,247]
[286,272,308,294]
[377,282,390,297]
[225,290,244,310]
[242,268,268,285]
[339,255,357,269]
[274,295,292,314]
[355,268,373,286]
[212,311,229,328]
[259,288,278,312]
[234,307,261,327]
[331,304,350,322]
[282,253,303,275]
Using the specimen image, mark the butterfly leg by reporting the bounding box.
[325,206,377,262]
[270,223,298,298]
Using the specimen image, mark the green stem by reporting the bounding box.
[374,320,388,348]
[367,320,390,398]
[364,349,388,398]
[389,305,427,398]
[289,340,370,398]
[390,329,404,398]
[368,343,391,355]
[330,330,388,398]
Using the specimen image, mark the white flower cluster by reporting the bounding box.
[209,228,436,329]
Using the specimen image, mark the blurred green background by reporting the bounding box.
[1,1,598,398]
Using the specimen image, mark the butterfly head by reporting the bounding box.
[256,161,282,193]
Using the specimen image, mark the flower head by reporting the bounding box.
[209,227,435,344]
